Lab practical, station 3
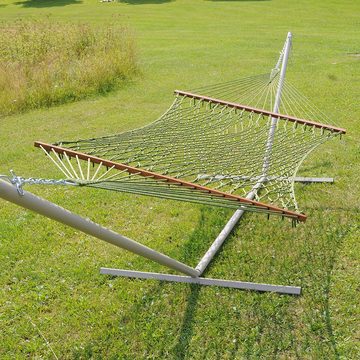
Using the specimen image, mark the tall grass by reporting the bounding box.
[0,20,137,116]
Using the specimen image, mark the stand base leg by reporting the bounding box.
[294,177,334,183]
[100,268,301,295]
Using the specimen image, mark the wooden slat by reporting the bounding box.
[175,90,346,134]
[34,141,307,222]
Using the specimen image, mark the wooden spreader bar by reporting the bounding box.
[34,141,307,222]
[175,90,346,134]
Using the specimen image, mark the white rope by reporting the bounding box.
[75,155,85,180]
[39,146,70,179]
[63,152,79,179]
[51,149,74,179]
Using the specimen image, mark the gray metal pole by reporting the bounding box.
[0,179,199,277]
[262,32,292,175]
[100,268,301,295]
[196,33,292,276]
[195,192,253,274]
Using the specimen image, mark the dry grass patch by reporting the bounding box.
[0,19,137,116]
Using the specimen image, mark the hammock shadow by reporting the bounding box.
[171,284,201,359]
[298,160,333,173]
[114,206,228,359]
[15,0,82,7]
[324,265,341,358]
[118,0,173,4]
[171,206,230,358]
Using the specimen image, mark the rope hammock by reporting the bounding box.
[33,69,344,223]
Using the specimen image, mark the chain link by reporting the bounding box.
[0,170,77,196]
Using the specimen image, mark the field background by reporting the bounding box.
[0,0,359,358]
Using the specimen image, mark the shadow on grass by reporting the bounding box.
[321,227,350,359]
[324,269,340,359]
[72,208,349,357]
[15,0,82,7]
[299,159,333,174]
[118,0,173,4]
[171,207,231,358]
[121,206,229,359]
[172,284,201,359]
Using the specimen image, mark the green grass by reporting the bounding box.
[0,0,359,358]
[0,19,137,116]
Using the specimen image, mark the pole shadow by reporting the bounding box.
[170,206,231,358]
[171,284,201,359]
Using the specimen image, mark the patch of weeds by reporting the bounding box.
[0,19,138,116]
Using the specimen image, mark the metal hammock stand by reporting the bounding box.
[0,33,346,295]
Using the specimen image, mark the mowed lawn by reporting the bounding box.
[0,0,359,358]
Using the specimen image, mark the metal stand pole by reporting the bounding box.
[101,268,301,295]
[196,33,293,276]
[294,177,334,183]
[0,178,301,294]
[100,33,300,295]
[0,179,198,277]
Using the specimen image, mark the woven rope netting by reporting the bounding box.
[36,62,343,222]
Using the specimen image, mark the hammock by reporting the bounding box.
[0,33,346,294]
[34,66,344,223]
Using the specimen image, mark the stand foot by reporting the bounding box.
[294,177,334,183]
[100,268,301,295]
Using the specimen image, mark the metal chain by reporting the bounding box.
[0,170,77,196]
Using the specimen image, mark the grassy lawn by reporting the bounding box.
[0,0,359,358]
